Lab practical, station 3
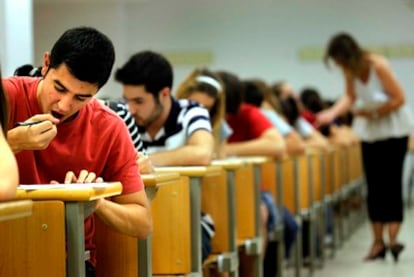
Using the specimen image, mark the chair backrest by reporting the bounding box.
[235,163,256,240]
[95,216,138,277]
[151,175,192,274]
[201,169,230,253]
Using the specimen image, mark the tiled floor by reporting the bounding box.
[313,206,414,277]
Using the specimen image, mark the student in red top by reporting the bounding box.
[3,26,152,276]
[217,71,290,276]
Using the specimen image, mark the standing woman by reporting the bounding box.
[0,69,19,200]
[317,32,413,262]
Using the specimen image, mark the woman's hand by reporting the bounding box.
[315,109,336,127]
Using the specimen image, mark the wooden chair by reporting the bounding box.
[95,173,183,277]
[0,200,65,277]
[202,165,240,276]
[233,159,262,277]
[152,175,192,275]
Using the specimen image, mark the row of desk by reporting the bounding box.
[0,143,365,277]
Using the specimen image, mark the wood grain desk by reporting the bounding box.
[154,165,222,275]
[95,173,181,277]
[233,156,274,277]
[0,199,33,222]
[15,182,122,277]
[140,172,181,277]
[210,159,244,275]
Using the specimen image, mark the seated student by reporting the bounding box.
[274,82,354,147]
[114,51,215,262]
[3,27,152,276]
[243,79,300,269]
[0,69,18,200]
[269,81,330,151]
[175,67,229,159]
[244,79,306,156]
[216,71,287,276]
[300,87,359,146]
[13,64,150,173]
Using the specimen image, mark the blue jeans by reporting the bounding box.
[282,207,298,258]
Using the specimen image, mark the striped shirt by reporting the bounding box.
[105,100,144,152]
[139,97,212,153]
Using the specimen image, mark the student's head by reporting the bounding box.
[175,68,224,130]
[38,26,115,123]
[115,51,173,127]
[215,71,243,115]
[14,64,42,77]
[324,32,366,75]
[300,87,325,113]
[270,81,296,100]
[0,69,8,135]
[271,81,300,125]
[243,78,275,109]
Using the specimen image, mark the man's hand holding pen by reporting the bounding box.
[8,114,59,153]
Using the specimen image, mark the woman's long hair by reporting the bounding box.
[175,68,225,141]
[324,32,368,76]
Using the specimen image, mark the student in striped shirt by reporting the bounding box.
[115,50,215,261]
[115,51,214,166]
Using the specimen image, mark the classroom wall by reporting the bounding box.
[0,0,34,76]
[28,0,414,111]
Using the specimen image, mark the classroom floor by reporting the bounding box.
[310,206,414,277]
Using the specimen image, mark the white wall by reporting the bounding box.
[28,0,414,111]
[0,0,34,76]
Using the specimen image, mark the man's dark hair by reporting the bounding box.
[215,71,243,115]
[49,26,115,89]
[115,50,173,99]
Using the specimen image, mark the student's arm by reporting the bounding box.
[149,129,214,166]
[304,129,331,151]
[0,129,18,200]
[95,190,152,238]
[7,114,59,153]
[284,130,306,156]
[224,128,286,159]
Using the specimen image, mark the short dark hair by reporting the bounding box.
[300,87,325,113]
[115,51,173,98]
[243,80,264,108]
[49,26,115,89]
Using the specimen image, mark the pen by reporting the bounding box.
[15,121,44,127]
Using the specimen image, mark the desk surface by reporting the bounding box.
[15,182,122,201]
[154,165,222,177]
[0,199,33,222]
[236,156,275,164]
[142,172,181,188]
[212,158,244,170]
